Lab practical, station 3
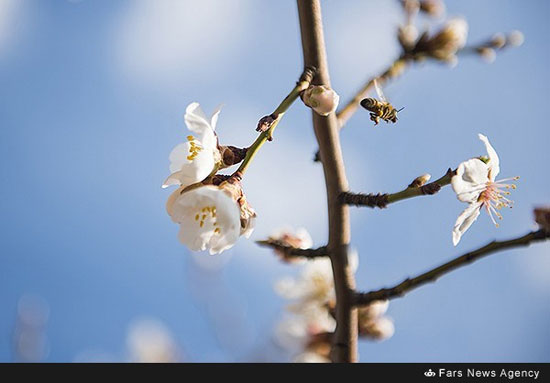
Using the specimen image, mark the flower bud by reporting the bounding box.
[358,300,389,322]
[409,173,431,188]
[427,18,468,61]
[477,47,496,63]
[489,33,506,49]
[398,24,419,51]
[267,227,313,263]
[359,316,395,341]
[302,85,340,116]
[219,145,247,168]
[534,206,550,232]
[419,0,445,18]
[507,30,524,47]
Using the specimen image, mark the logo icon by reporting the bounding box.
[424,369,436,377]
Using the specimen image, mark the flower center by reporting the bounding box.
[186,135,203,161]
[477,176,519,227]
[194,205,221,234]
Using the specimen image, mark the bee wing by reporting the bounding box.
[373,79,387,103]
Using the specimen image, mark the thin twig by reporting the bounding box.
[256,240,328,258]
[340,168,455,208]
[297,0,356,363]
[355,230,550,306]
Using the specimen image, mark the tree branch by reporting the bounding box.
[297,0,357,362]
[256,240,328,258]
[354,230,550,306]
[340,168,455,208]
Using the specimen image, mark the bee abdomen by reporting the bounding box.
[360,98,378,110]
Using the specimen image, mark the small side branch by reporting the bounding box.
[355,229,550,306]
[256,240,328,258]
[340,168,455,209]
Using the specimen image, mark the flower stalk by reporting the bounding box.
[340,168,454,208]
[234,67,316,176]
[256,239,328,259]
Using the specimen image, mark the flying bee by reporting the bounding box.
[360,79,404,125]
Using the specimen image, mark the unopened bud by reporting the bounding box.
[419,0,445,18]
[302,85,340,116]
[409,173,431,188]
[426,18,468,62]
[477,47,496,63]
[256,114,276,132]
[534,206,550,232]
[219,146,247,167]
[358,300,389,322]
[490,33,506,49]
[398,24,419,50]
[507,30,524,47]
[359,316,395,341]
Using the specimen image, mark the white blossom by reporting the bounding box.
[162,102,222,189]
[166,180,255,255]
[451,134,518,246]
[275,250,358,326]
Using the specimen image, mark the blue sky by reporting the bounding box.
[0,0,549,362]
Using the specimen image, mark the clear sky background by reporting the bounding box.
[0,0,549,362]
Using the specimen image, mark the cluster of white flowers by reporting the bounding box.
[274,247,365,362]
[451,134,518,246]
[163,102,255,255]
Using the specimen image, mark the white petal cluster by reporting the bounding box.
[451,134,518,245]
[163,103,222,189]
[274,250,358,362]
[166,180,256,255]
[163,103,256,255]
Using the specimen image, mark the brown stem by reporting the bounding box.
[256,240,328,258]
[340,168,455,208]
[297,0,356,363]
[355,230,550,306]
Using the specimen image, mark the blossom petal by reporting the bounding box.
[170,186,241,254]
[478,134,500,180]
[210,104,223,130]
[184,103,218,148]
[165,142,216,189]
[162,171,185,189]
[451,158,489,202]
[184,102,210,133]
[452,202,482,246]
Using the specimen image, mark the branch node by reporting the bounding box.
[339,192,389,209]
